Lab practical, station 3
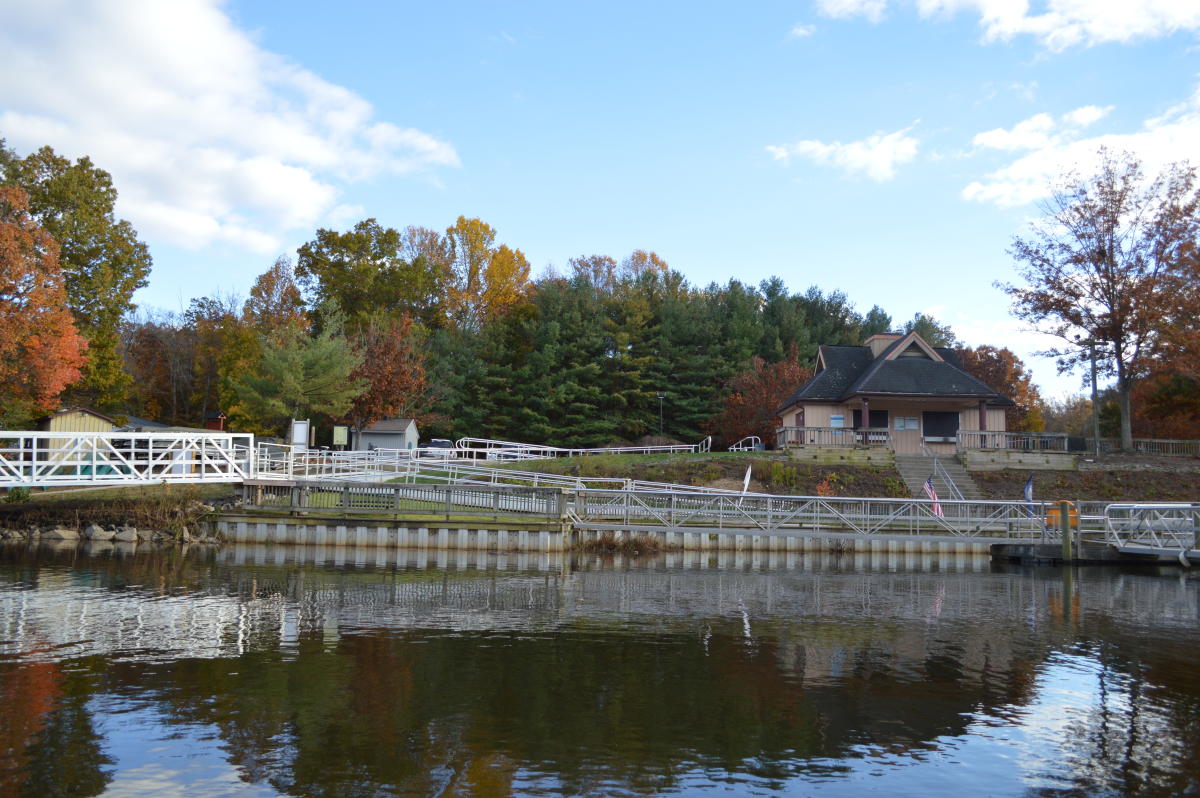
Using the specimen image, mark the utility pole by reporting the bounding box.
[656,393,665,437]
[1077,336,1101,458]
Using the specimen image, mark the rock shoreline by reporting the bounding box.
[0,495,240,546]
[0,520,223,545]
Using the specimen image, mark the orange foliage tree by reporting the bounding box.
[0,186,87,423]
[954,345,1044,432]
[710,346,812,448]
[444,216,531,329]
[1131,372,1200,440]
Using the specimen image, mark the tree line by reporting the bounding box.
[2,139,1195,447]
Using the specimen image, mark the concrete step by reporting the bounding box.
[894,453,984,500]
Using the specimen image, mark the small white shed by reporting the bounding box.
[354,418,419,451]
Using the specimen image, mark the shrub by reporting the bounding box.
[3,488,31,504]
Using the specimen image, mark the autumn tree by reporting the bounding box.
[444,216,531,329]
[0,186,88,424]
[1,144,151,411]
[345,313,430,436]
[1041,395,1094,436]
[121,310,192,424]
[244,256,307,337]
[1002,149,1199,449]
[954,345,1044,432]
[569,255,619,292]
[709,346,812,448]
[1131,373,1200,440]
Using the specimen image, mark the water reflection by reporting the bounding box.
[0,542,1198,796]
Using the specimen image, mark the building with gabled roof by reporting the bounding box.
[777,331,1015,454]
[352,418,419,451]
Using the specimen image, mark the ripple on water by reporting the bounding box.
[0,546,1199,796]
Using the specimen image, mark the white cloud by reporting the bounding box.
[818,0,888,24]
[767,124,920,181]
[789,23,818,37]
[964,86,1200,206]
[816,0,1200,50]
[0,0,459,255]
[971,104,1111,151]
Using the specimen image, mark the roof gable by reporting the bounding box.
[364,418,417,433]
[882,331,944,363]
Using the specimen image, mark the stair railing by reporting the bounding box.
[920,444,965,501]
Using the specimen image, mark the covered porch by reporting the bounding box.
[777,396,1008,454]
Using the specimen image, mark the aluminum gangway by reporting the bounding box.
[0,431,256,489]
[1103,504,1200,562]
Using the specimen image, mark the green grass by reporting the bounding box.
[491,451,778,477]
[25,482,236,504]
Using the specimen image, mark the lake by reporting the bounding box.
[1,541,1198,796]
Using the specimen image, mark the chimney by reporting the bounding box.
[863,332,903,358]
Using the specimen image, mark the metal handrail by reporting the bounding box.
[454,436,713,458]
[570,487,1058,541]
[1104,503,1200,551]
[920,443,965,502]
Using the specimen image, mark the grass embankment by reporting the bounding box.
[495,452,911,498]
[974,468,1200,503]
[0,483,236,533]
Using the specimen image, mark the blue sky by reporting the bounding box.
[3,0,1199,396]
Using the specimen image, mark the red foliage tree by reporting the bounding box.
[711,347,812,448]
[345,314,430,435]
[954,345,1044,432]
[0,186,87,422]
[1131,372,1200,440]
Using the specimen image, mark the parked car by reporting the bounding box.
[418,439,457,459]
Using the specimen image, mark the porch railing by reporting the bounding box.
[956,431,1069,452]
[1087,438,1200,457]
[776,426,892,449]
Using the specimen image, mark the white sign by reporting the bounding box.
[289,419,310,449]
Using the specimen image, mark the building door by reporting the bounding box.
[852,409,889,428]
[921,411,959,443]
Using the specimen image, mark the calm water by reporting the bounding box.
[1,542,1199,797]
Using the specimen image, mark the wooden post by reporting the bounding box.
[1059,500,1073,562]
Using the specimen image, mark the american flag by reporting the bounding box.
[923,475,943,518]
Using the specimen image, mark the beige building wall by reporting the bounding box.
[42,410,117,468]
[784,400,1008,454]
[47,410,115,433]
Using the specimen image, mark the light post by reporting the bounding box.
[1076,336,1101,458]
[656,392,665,438]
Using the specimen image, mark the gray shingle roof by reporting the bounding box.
[780,339,1015,409]
[364,418,417,432]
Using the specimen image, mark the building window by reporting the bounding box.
[830,414,844,428]
[894,417,919,431]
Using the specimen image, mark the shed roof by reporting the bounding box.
[38,406,120,426]
[363,418,417,433]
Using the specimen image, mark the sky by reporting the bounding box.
[2,0,1199,397]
